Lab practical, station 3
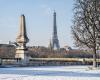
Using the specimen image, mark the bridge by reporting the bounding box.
[29,58,100,66]
[30,58,100,62]
[0,58,100,66]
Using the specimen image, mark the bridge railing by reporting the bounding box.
[29,58,100,62]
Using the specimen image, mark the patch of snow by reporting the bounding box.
[0,66,100,80]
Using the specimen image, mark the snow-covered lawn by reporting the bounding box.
[0,66,100,80]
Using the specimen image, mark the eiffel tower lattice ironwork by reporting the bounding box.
[52,11,60,50]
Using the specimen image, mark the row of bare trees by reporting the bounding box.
[71,0,100,67]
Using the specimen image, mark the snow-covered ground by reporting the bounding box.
[0,66,100,80]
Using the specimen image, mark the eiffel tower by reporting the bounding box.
[52,11,60,50]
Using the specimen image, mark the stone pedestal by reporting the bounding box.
[15,48,29,65]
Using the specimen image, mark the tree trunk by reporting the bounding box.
[93,48,97,68]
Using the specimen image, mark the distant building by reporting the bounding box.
[0,44,15,58]
[64,45,72,51]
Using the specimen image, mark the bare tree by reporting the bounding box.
[71,0,100,67]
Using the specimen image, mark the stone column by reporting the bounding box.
[15,14,29,65]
